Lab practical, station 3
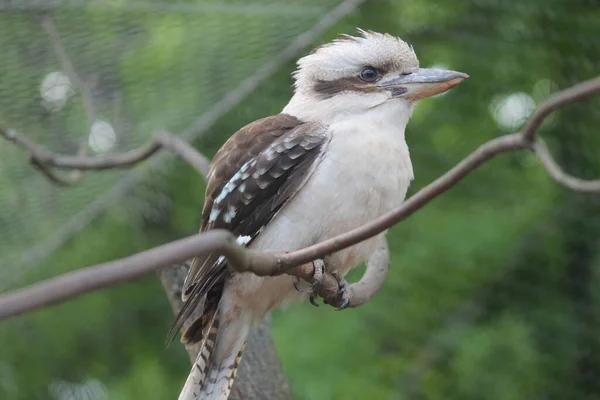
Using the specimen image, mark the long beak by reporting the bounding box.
[378,68,469,100]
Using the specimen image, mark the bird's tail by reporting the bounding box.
[178,303,250,400]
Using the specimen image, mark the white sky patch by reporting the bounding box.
[88,120,116,153]
[489,92,536,130]
[40,71,73,111]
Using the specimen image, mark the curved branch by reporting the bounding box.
[522,76,600,142]
[343,235,391,308]
[533,139,600,192]
[0,129,210,176]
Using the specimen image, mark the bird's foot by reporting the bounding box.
[292,259,325,308]
[308,259,325,307]
[325,272,351,310]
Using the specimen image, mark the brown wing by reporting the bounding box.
[201,113,304,232]
[169,114,330,340]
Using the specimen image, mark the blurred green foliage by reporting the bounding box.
[1,0,600,399]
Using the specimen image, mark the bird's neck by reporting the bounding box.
[282,93,415,141]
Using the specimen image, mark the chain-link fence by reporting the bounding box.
[1,0,600,399]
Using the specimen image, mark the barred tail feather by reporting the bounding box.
[178,308,250,400]
[201,340,247,400]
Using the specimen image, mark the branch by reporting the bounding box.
[532,139,600,192]
[0,129,210,177]
[522,76,600,142]
[1,76,600,322]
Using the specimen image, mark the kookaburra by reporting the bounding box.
[174,29,468,399]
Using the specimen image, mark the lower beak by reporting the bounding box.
[378,68,469,100]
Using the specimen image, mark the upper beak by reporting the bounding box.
[378,68,469,100]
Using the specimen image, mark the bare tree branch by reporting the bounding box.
[522,76,600,142]
[0,129,210,177]
[30,156,80,187]
[1,76,599,322]
[532,139,600,192]
[340,235,390,307]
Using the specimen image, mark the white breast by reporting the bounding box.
[277,118,413,270]
[231,117,413,316]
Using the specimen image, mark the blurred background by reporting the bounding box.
[1,0,600,399]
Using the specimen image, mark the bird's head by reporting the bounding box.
[285,29,468,123]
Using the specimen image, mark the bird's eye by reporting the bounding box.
[359,67,379,82]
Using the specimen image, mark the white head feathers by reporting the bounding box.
[292,29,419,93]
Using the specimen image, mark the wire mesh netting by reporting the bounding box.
[0,0,359,288]
[1,0,600,399]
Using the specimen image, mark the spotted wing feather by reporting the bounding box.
[169,114,329,340]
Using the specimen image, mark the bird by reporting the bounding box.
[173,29,468,400]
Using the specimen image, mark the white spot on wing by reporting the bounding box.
[215,159,257,203]
[215,178,237,204]
[236,235,251,245]
[238,182,246,193]
[223,205,237,223]
[209,208,221,222]
[265,148,277,161]
[283,136,296,149]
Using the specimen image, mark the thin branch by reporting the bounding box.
[30,157,79,186]
[0,230,239,319]
[155,131,211,176]
[341,235,390,307]
[0,128,210,176]
[533,139,600,192]
[522,76,600,142]
[1,76,600,322]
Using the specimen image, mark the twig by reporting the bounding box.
[1,76,599,321]
[522,76,600,142]
[0,129,210,177]
[30,157,79,186]
[533,139,600,192]
[0,231,238,319]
